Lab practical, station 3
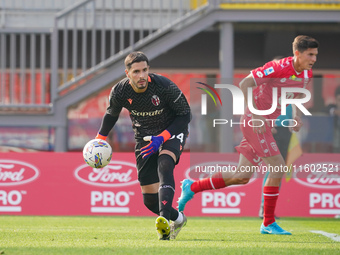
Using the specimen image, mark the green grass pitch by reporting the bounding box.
[0,216,339,255]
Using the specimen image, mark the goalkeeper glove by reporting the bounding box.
[140,130,171,159]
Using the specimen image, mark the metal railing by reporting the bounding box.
[1,0,80,9]
[0,0,208,111]
[0,28,51,111]
[0,0,80,28]
[0,0,79,111]
[52,0,210,96]
[2,0,338,111]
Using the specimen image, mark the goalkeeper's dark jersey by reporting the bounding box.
[106,73,190,140]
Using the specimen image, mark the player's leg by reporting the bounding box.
[237,112,290,234]
[136,145,161,215]
[157,151,186,240]
[178,134,262,212]
[136,141,173,240]
[259,171,269,218]
[260,154,291,235]
[273,127,291,162]
[157,151,176,221]
[259,172,283,220]
[178,153,255,212]
[260,126,291,219]
[141,183,183,240]
[140,183,171,240]
[152,151,176,240]
[142,182,181,220]
[142,184,160,215]
[159,132,188,240]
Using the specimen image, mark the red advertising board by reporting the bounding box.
[0,152,339,217]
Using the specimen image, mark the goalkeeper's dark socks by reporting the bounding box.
[263,186,279,226]
[191,172,226,193]
[159,184,175,220]
[169,207,180,222]
[157,154,176,220]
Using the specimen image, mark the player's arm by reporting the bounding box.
[239,74,256,110]
[239,74,268,133]
[165,112,191,136]
[291,94,303,132]
[96,88,122,140]
[96,114,119,140]
[161,80,191,136]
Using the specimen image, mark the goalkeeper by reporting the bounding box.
[95,52,191,240]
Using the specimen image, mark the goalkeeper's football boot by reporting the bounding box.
[178,179,195,212]
[155,216,170,240]
[260,222,292,235]
[170,212,187,240]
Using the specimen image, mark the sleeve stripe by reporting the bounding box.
[173,91,183,103]
[250,72,258,87]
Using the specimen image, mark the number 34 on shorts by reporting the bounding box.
[170,133,185,143]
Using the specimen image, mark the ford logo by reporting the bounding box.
[0,160,39,186]
[293,162,340,189]
[74,161,139,187]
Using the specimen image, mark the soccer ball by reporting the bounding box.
[83,139,112,168]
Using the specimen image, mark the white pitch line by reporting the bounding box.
[310,230,340,242]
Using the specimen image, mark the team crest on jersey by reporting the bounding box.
[256,71,263,78]
[271,142,278,152]
[151,95,160,106]
[264,67,274,76]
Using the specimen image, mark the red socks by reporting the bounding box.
[263,186,279,226]
[191,173,226,193]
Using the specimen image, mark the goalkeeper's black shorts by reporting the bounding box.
[135,130,188,186]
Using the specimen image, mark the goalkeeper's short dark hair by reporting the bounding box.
[125,51,149,70]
